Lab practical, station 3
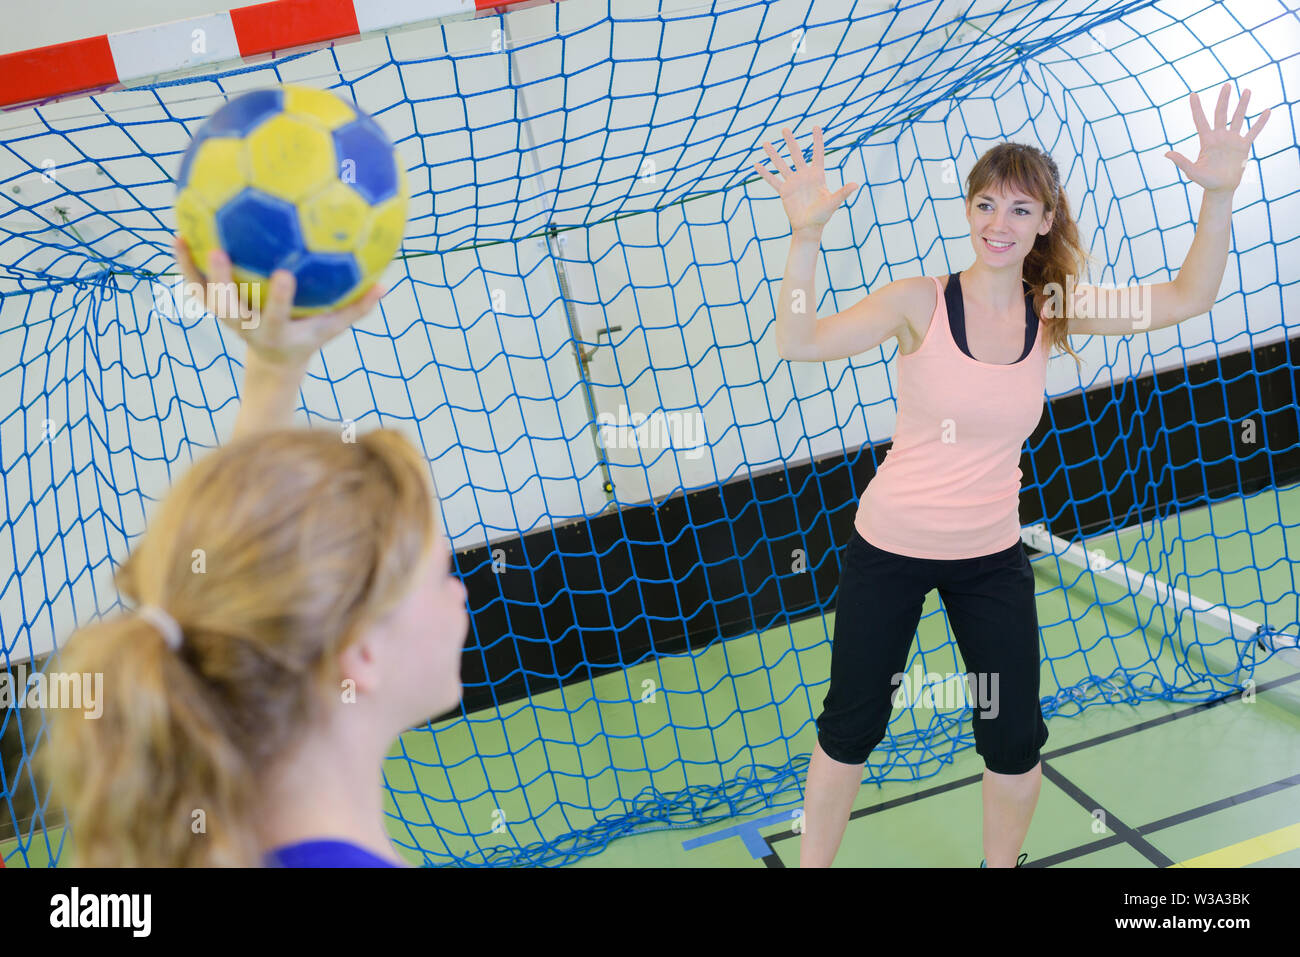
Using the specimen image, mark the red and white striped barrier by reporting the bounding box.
[0,0,561,111]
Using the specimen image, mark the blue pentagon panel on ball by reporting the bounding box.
[288,250,363,308]
[207,87,285,137]
[215,190,304,277]
[332,115,400,205]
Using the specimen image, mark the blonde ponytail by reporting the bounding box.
[39,428,438,866]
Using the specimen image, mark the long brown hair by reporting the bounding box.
[965,142,1098,369]
[38,428,438,866]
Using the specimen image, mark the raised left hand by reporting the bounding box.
[1165,83,1270,194]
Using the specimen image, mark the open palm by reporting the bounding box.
[754,126,858,235]
[1165,83,1270,193]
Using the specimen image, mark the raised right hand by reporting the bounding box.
[173,233,382,370]
[753,126,858,236]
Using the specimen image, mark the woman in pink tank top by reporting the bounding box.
[755,86,1270,870]
[853,270,1048,560]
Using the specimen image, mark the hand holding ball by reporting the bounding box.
[174,84,408,318]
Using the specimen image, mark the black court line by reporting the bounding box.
[1030,771,1300,867]
[759,671,1300,867]
[1038,762,1172,866]
[763,835,785,867]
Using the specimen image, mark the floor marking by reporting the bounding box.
[1171,822,1300,868]
[760,674,1300,866]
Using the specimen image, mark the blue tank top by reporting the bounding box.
[264,839,402,868]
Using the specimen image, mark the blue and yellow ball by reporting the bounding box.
[174,83,408,317]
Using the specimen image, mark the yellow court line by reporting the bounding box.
[1171,821,1300,867]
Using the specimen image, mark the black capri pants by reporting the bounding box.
[815,528,1048,775]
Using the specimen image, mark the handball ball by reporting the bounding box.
[174,83,408,317]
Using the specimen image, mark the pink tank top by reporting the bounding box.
[854,273,1047,560]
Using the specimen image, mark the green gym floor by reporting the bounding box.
[7,486,1298,868]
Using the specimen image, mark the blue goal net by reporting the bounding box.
[1,0,1297,867]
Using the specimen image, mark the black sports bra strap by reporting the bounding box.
[945,272,1037,363]
[1019,281,1037,359]
[944,272,965,351]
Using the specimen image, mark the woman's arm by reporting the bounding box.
[753,127,917,363]
[773,227,827,359]
[232,352,314,438]
[1164,188,1236,318]
[1069,83,1270,336]
[173,236,383,439]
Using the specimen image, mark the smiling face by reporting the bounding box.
[965,181,1054,268]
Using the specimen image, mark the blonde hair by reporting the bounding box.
[39,428,438,866]
[966,142,1099,370]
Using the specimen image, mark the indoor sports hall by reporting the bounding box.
[1,0,1297,868]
